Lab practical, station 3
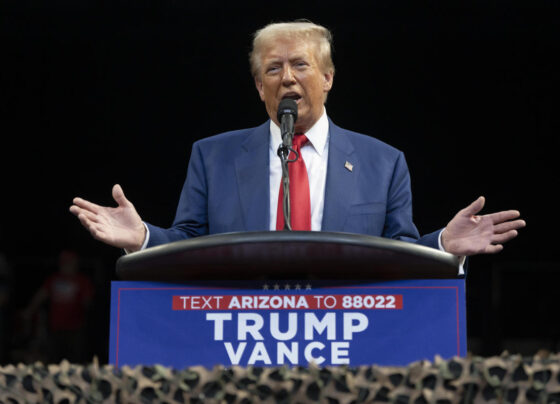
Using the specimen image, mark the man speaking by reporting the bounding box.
[69,20,525,265]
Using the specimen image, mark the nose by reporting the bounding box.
[281,65,296,85]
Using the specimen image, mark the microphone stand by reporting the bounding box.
[277,116,297,231]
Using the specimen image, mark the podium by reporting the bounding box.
[109,232,466,368]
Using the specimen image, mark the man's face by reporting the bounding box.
[255,38,334,133]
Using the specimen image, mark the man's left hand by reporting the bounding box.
[441,196,526,256]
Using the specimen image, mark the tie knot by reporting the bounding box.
[293,133,308,148]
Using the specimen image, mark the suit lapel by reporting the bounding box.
[234,122,270,231]
[321,121,357,231]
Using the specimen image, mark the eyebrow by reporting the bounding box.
[263,54,310,66]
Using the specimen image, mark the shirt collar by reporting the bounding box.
[269,108,329,156]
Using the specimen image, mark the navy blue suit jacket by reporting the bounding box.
[146,119,441,249]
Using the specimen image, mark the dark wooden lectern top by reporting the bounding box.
[116,231,460,282]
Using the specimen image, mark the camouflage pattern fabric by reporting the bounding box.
[2,352,560,403]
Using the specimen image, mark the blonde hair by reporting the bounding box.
[249,20,335,79]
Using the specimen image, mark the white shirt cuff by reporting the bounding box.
[438,229,465,276]
[140,222,150,250]
[124,222,150,254]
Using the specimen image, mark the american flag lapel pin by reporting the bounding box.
[345,161,354,172]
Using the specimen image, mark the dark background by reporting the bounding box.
[1,0,559,364]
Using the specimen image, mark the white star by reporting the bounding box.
[295,284,301,290]
[273,284,280,290]
[305,284,312,290]
[262,284,269,290]
[284,284,290,290]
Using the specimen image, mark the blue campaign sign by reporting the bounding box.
[109,279,466,368]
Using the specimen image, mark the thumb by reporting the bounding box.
[112,184,130,207]
[461,196,485,216]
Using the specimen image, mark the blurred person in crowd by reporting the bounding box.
[23,250,94,363]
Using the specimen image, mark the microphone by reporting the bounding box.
[277,99,298,146]
[276,99,298,231]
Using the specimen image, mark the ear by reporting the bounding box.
[323,70,334,92]
[254,76,265,101]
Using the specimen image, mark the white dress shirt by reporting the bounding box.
[268,108,329,231]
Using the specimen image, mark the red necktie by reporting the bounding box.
[276,134,311,231]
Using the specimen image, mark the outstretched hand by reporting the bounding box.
[69,184,146,252]
[441,196,525,256]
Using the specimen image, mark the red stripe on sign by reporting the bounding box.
[172,295,403,310]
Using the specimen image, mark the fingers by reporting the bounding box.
[74,209,96,233]
[69,204,104,228]
[112,184,130,207]
[488,210,522,224]
[69,205,80,216]
[74,208,96,229]
[71,185,128,213]
[494,219,526,234]
[73,210,111,243]
[69,202,102,229]
[484,244,504,254]
[492,229,519,244]
[460,196,485,216]
[77,208,100,224]
[487,223,524,251]
[70,197,108,241]
[71,197,102,214]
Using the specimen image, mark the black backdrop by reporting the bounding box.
[1,0,559,362]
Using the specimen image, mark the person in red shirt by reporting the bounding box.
[24,250,94,363]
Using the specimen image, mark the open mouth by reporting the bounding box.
[282,93,302,103]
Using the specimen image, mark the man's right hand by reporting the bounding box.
[69,184,146,252]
